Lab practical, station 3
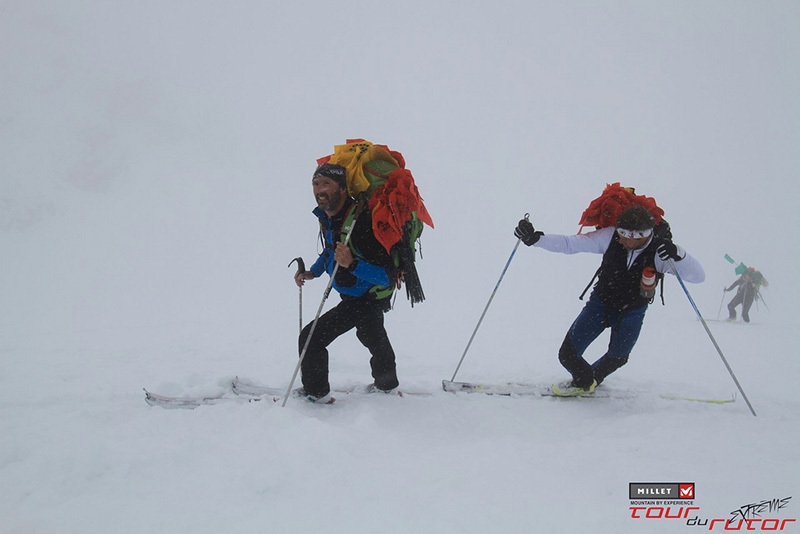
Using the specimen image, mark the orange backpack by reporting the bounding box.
[578,182,664,232]
[317,139,434,306]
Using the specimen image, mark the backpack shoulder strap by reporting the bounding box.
[579,266,601,300]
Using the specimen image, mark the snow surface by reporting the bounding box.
[2,2,799,533]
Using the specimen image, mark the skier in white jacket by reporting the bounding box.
[514,205,705,396]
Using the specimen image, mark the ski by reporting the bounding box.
[143,389,277,409]
[144,378,428,409]
[230,378,284,397]
[442,380,612,398]
[232,376,430,398]
[658,394,737,404]
[442,380,736,404]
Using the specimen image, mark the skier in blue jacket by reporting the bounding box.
[514,205,705,396]
[294,163,398,403]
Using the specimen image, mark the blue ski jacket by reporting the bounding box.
[309,199,394,299]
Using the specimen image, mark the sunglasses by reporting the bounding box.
[616,227,653,239]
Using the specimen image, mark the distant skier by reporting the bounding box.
[514,205,705,396]
[725,267,768,323]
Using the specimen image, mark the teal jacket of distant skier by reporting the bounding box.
[309,198,395,299]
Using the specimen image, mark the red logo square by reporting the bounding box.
[679,484,695,499]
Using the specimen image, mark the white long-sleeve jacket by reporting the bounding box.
[534,227,705,283]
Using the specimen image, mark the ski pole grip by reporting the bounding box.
[288,257,305,274]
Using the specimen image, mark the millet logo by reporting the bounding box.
[630,483,695,500]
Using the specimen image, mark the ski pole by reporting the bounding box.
[668,259,757,416]
[450,214,529,382]
[757,290,770,312]
[288,257,305,333]
[282,196,367,406]
[717,288,726,320]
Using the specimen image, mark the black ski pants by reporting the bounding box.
[299,296,398,398]
[727,285,755,321]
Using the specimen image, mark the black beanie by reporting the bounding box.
[313,163,347,189]
[616,205,656,231]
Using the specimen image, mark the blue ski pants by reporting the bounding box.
[558,293,648,388]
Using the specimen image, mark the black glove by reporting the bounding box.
[656,240,682,261]
[514,219,543,246]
